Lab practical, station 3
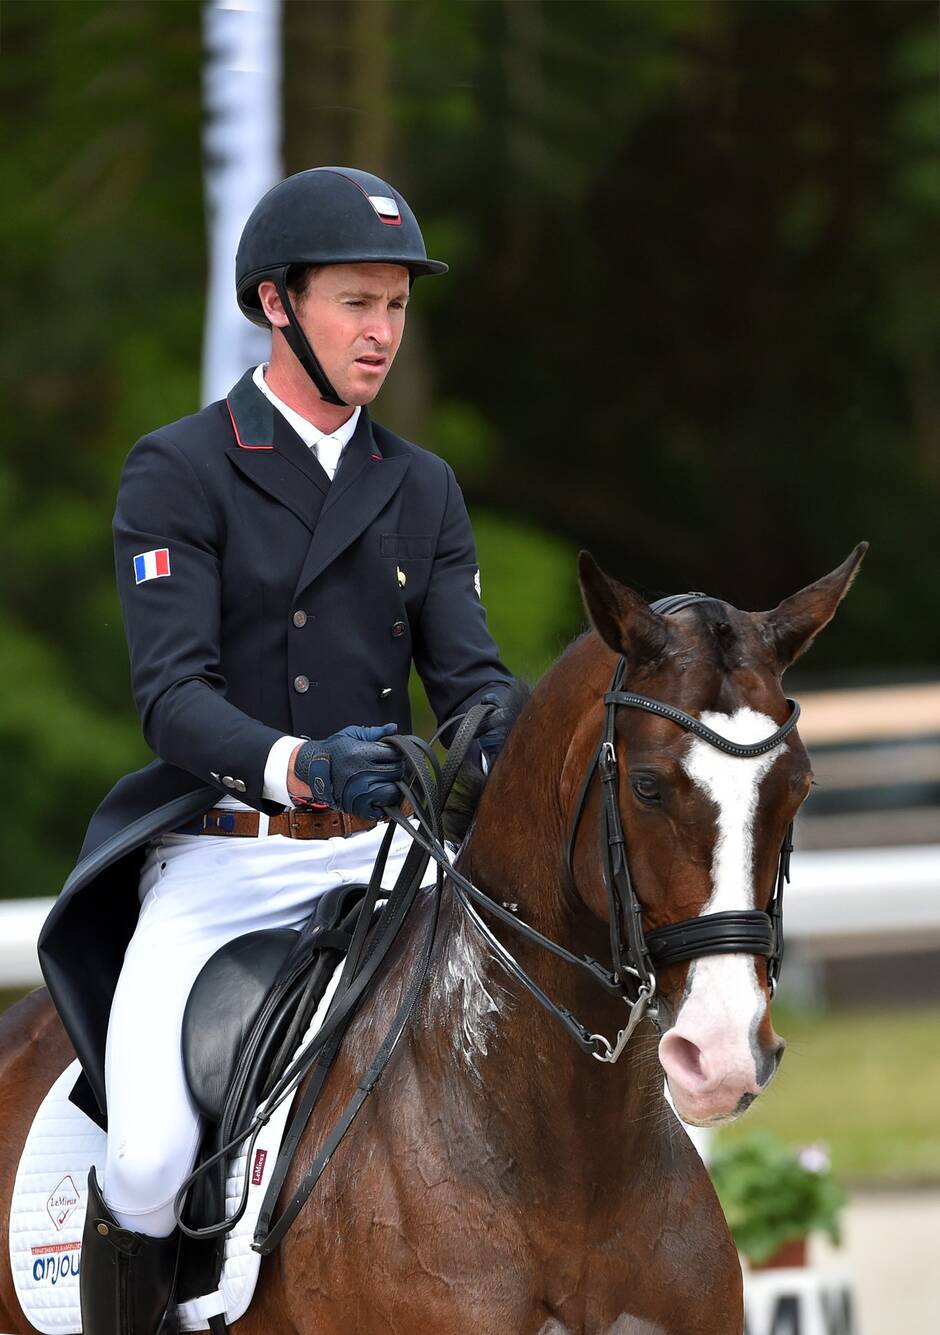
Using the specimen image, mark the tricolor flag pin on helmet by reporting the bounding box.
[134,548,171,584]
[368,195,402,226]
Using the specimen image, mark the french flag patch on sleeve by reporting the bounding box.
[133,548,171,584]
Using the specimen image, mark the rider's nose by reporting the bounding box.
[366,320,392,348]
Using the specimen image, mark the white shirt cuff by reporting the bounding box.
[262,734,306,807]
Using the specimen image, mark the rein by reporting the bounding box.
[177,590,799,1257]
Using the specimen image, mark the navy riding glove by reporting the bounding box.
[293,724,404,821]
[476,690,514,766]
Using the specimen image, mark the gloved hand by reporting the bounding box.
[293,724,403,821]
[476,690,514,767]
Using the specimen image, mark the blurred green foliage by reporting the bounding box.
[718,1005,940,1185]
[2,0,938,897]
[709,1131,846,1264]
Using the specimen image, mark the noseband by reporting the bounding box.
[562,592,798,1059]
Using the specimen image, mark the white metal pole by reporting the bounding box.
[201,0,283,407]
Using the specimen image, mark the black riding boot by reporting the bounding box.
[80,1168,180,1335]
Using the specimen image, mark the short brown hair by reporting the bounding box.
[285,263,321,304]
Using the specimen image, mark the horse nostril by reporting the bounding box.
[659,1032,707,1089]
[756,1040,785,1088]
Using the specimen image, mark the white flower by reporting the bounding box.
[797,1143,830,1174]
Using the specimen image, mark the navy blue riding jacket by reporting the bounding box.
[38,368,512,1123]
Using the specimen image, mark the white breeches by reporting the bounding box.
[102,820,429,1237]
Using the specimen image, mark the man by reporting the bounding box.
[38,166,513,1335]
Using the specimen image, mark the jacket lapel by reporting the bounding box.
[223,369,329,532]
[224,370,410,587]
[293,408,410,600]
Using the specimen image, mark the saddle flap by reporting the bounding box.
[182,928,299,1123]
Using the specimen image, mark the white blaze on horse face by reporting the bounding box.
[659,707,783,1123]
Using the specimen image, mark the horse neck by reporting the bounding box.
[426,658,666,1186]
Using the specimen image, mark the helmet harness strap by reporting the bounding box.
[273,267,348,408]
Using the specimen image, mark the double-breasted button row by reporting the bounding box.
[292,609,309,693]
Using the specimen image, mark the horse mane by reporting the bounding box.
[443,678,532,844]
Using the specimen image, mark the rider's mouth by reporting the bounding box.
[355,356,387,372]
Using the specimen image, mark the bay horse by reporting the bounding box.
[0,545,865,1335]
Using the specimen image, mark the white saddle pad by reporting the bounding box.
[9,964,343,1333]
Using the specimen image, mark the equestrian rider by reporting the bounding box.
[39,166,514,1335]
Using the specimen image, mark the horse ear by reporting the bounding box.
[578,551,668,664]
[760,542,869,672]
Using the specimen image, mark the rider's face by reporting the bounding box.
[280,262,410,406]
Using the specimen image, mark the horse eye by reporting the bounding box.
[631,775,661,804]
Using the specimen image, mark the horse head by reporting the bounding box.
[562,544,868,1127]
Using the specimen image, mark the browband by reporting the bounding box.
[604,692,801,757]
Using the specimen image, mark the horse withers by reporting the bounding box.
[0,544,866,1335]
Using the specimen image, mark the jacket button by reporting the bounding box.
[96,1223,110,1237]
[234,779,247,793]
[292,610,307,628]
[294,675,310,693]
[222,776,236,788]
[391,620,406,638]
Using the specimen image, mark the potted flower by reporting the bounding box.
[708,1132,846,1268]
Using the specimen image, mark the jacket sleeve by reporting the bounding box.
[113,431,284,808]
[412,462,514,731]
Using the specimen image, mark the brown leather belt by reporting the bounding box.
[176,806,378,839]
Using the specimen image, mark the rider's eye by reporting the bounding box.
[630,775,661,804]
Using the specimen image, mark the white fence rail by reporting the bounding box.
[2,845,939,989]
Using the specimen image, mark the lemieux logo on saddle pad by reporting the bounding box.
[133,547,171,584]
[46,1176,80,1232]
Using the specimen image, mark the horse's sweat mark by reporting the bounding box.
[437,912,506,1071]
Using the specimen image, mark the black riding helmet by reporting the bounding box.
[236,166,448,406]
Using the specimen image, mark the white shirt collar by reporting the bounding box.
[252,363,361,452]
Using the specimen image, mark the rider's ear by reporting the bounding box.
[759,541,868,672]
[578,551,668,665]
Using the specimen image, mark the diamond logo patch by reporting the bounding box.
[46,1176,80,1232]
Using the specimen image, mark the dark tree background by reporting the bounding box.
[2,0,937,896]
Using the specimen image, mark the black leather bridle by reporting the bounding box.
[561,592,799,1060]
[369,589,801,1066]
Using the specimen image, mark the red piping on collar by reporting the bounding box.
[227,398,274,450]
